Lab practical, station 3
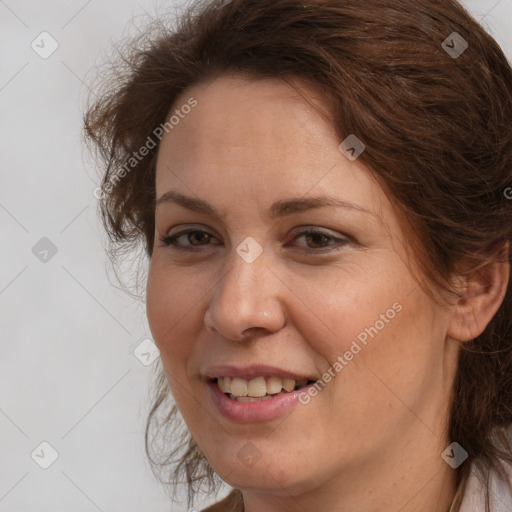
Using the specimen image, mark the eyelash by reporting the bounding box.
[158,227,350,254]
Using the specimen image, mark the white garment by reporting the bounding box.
[459,460,512,511]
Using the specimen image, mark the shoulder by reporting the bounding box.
[459,462,512,511]
[459,426,512,511]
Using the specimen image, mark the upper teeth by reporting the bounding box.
[217,376,309,397]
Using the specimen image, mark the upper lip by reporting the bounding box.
[203,364,317,381]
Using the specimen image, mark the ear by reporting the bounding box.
[447,241,510,342]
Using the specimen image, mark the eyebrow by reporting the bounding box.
[155,190,379,221]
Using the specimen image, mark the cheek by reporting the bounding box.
[291,258,440,409]
[146,265,208,422]
[146,260,202,363]
[284,256,407,364]
[318,286,444,441]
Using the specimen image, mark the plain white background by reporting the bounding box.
[1,1,511,511]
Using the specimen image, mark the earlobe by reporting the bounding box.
[447,241,510,342]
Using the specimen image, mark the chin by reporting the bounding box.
[205,443,321,497]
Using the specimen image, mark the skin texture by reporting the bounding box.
[146,75,509,512]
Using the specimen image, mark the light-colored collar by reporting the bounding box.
[459,460,512,511]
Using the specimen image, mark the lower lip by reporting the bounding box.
[207,380,314,423]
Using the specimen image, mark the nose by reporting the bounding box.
[204,247,287,341]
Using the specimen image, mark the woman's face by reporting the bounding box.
[146,75,459,502]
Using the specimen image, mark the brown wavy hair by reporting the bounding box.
[83,0,512,510]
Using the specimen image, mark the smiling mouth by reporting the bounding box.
[212,376,315,402]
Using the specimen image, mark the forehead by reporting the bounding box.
[154,74,396,232]
[156,75,358,185]
[158,75,333,161]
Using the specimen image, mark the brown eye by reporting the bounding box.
[159,226,350,254]
[304,231,331,249]
[159,229,218,249]
[290,228,350,253]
